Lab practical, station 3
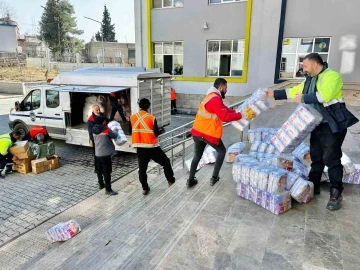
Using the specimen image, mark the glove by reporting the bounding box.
[243,107,257,120]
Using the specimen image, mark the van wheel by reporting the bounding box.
[13,123,29,137]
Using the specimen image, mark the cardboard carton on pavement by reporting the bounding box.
[9,141,29,156]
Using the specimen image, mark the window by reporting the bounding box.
[207,40,244,77]
[153,41,183,75]
[21,90,41,111]
[46,90,60,108]
[114,50,122,58]
[153,0,184,8]
[209,0,244,4]
[128,49,135,59]
[97,48,104,57]
[280,37,331,79]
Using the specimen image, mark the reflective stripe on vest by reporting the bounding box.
[131,111,159,148]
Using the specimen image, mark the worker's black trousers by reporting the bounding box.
[171,100,177,115]
[137,147,175,191]
[0,153,12,170]
[95,155,113,192]
[308,123,347,193]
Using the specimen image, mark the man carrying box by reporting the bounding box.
[0,131,21,178]
[267,53,358,210]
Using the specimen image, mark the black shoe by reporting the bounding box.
[98,183,105,190]
[210,176,220,186]
[326,188,343,211]
[314,184,321,195]
[105,190,118,196]
[168,181,175,188]
[187,178,198,188]
[142,188,150,195]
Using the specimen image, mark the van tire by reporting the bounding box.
[13,123,29,137]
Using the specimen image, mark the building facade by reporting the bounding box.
[0,22,18,53]
[84,41,136,66]
[135,0,360,111]
[18,35,46,57]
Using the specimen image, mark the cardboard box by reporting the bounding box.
[32,165,45,174]
[13,147,35,160]
[46,155,60,170]
[15,156,36,165]
[14,163,31,174]
[31,158,49,174]
[9,141,29,156]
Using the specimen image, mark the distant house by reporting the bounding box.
[18,35,46,58]
[0,21,18,53]
[83,41,135,66]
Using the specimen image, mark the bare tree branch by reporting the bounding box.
[0,0,16,22]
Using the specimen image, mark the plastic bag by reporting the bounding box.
[108,121,128,146]
[45,219,81,243]
[290,178,312,203]
[226,142,245,163]
[185,158,206,172]
[231,89,270,131]
[201,146,217,164]
[293,159,310,179]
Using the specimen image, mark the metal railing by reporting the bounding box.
[158,97,249,172]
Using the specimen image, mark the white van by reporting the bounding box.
[8,67,172,153]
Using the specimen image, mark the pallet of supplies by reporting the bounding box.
[45,219,81,243]
[270,104,323,154]
[231,89,270,131]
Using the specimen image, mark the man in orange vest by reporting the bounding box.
[170,88,177,115]
[130,98,175,195]
[188,78,256,187]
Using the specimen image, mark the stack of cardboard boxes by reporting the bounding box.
[9,141,60,175]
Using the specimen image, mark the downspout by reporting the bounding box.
[274,0,287,83]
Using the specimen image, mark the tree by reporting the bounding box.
[40,0,83,59]
[0,0,16,23]
[95,5,117,42]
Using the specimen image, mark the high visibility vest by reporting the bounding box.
[130,111,159,148]
[0,133,13,156]
[170,88,176,101]
[192,93,223,139]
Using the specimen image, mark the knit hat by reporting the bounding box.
[94,115,105,125]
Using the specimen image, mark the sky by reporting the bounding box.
[6,0,135,43]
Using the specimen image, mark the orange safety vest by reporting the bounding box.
[170,88,176,101]
[193,93,223,139]
[130,110,159,148]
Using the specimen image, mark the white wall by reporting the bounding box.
[0,25,17,53]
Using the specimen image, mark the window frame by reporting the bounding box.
[206,39,245,78]
[45,90,60,109]
[21,89,42,111]
[280,37,331,79]
[153,0,184,9]
[209,0,247,5]
[153,41,184,76]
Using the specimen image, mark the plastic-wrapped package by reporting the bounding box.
[240,163,253,185]
[237,183,291,215]
[226,142,245,163]
[250,141,262,153]
[108,121,128,146]
[234,154,258,165]
[270,135,286,153]
[290,178,312,203]
[232,155,257,183]
[185,158,206,172]
[302,181,314,203]
[231,89,270,131]
[258,142,268,153]
[324,153,355,175]
[248,130,256,143]
[249,152,257,158]
[286,172,299,190]
[249,165,261,188]
[271,104,323,154]
[265,155,293,171]
[201,146,217,164]
[45,219,81,243]
[321,164,360,185]
[265,144,276,154]
[257,168,271,191]
[293,159,310,179]
[292,143,311,167]
[267,170,288,194]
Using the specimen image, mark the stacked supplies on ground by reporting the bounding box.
[9,141,36,174]
[231,89,270,131]
[185,146,217,171]
[270,104,323,154]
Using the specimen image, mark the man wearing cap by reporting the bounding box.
[22,126,49,144]
[130,98,175,195]
[0,131,21,178]
[92,115,118,195]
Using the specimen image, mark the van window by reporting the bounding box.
[21,89,41,111]
[46,90,60,108]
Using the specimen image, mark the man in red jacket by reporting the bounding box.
[188,78,256,187]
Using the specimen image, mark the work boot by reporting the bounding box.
[210,176,220,186]
[187,177,198,188]
[0,169,6,179]
[326,188,343,211]
[105,190,118,196]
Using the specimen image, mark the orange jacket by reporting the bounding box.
[170,88,176,101]
[130,111,159,148]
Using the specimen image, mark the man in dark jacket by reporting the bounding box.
[267,53,358,210]
[92,115,118,195]
[109,92,127,122]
